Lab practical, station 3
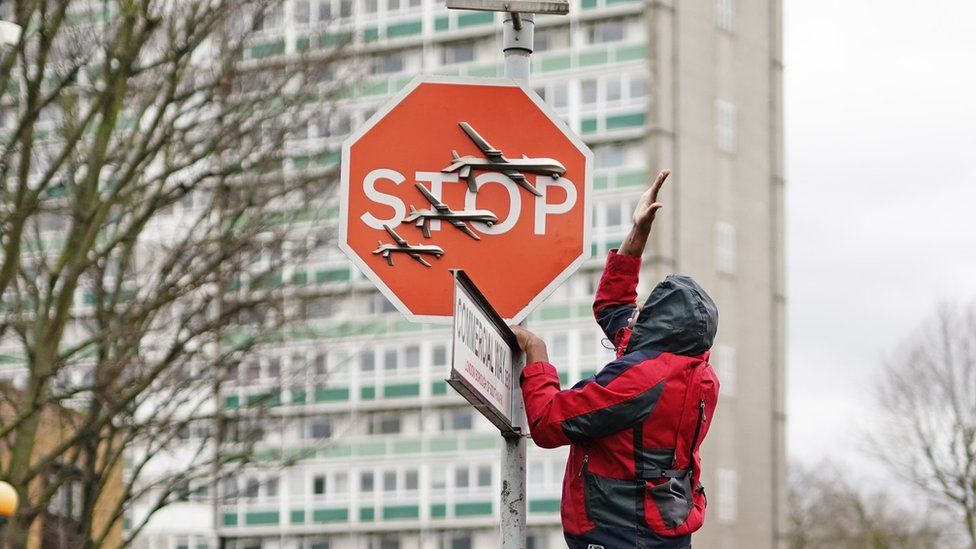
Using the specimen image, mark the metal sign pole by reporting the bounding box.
[501,13,533,549]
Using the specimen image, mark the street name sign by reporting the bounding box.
[449,270,519,434]
[339,75,593,323]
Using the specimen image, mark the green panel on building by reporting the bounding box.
[314,387,350,402]
[594,174,609,191]
[292,271,308,285]
[541,304,571,320]
[468,65,498,77]
[364,27,380,42]
[315,268,351,283]
[357,441,386,456]
[457,11,493,27]
[320,31,352,47]
[432,380,447,395]
[224,395,240,409]
[435,16,450,31]
[606,112,646,130]
[223,513,238,526]
[361,386,376,400]
[295,36,311,51]
[455,501,492,517]
[616,44,646,62]
[541,55,572,73]
[245,511,279,525]
[290,388,307,404]
[465,435,497,451]
[431,503,447,518]
[581,118,598,133]
[312,508,349,523]
[529,498,561,513]
[360,507,375,521]
[616,170,649,188]
[387,20,423,38]
[250,40,285,59]
[394,439,423,454]
[429,437,459,452]
[383,505,420,520]
[290,510,306,524]
[579,50,609,67]
[581,0,598,7]
[384,382,420,398]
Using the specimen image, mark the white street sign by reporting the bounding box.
[449,271,519,434]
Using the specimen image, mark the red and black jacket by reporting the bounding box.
[521,250,720,549]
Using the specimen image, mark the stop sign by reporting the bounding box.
[339,76,592,323]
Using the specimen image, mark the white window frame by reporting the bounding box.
[715,221,736,274]
[715,99,737,152]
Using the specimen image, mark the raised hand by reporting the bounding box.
[632,169,670,230]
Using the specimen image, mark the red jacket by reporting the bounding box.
[521,250,720,549]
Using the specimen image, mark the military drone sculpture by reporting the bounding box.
[403,183,498,240]
[442,122,566,197]
[372,225,445,267]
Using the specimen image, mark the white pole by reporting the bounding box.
[501,12,533,549]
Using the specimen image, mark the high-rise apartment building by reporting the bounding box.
[134,0,784,547]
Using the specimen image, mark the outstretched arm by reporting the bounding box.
[592,170,671,343]
[619,169,670,258]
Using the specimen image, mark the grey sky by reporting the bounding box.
[785,0,976,465]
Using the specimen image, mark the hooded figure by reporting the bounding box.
[519,251,722,549]
[625,274,719,357]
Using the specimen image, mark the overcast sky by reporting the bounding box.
[785,0,976,467]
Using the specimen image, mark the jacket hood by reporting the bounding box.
[625,275,718,357]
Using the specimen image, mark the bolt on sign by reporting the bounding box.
[339,75,593,323]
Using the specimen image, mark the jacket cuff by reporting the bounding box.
[519,361,557,386]
[607,249,642,273]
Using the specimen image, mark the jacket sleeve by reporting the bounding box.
[520,360,666,449]
[593,249,642,342]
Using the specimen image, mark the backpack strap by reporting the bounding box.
[638,468,691,480]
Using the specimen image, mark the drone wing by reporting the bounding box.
[408,252,433,268]
[414,183,450,213]
[383,224,409,247]
[449,219,480,240]
[460,122,506,162]
[503,170,543,197]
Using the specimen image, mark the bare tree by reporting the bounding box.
[0,0,355,546]
[788,460,947,549]
[868,303,976,547]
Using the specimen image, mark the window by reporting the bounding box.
[454,467,469,489]
[432,344,447,366]
[606,76,622,102]
[360,350,375,372]
[405,469,419,491]
[431,468,447,490]
[369,293,397,314]
[550,334,568,359]
[364,0,378,12]
[379,539,399,549]
[294,0,310,25]
[593,144,625,169]
[245,478,260,498]
[528,462,544,487]
[360,471,374,492]
[587,20,625,43]
[266,478,279,498]
[550,83,568,108]
[716,0,734,31]
[715,468,738,523]
[605,202,623,228]
[318,0,332,20]
[712,344,736,396]
[580,79,597,104]
[383,471,397,492]
[310,418,332,438]
[370,413,401,435]
[450,536,472,549]
[375,53,405,74]
[404,345,420,370]
[629,74,646,98]
[305,296,335,318]
[334,472,349,495]
[339,0,352,17]
[715,222,736,274]
[715,99,737,152]
[313,475,326,495]
[441,408,473,431]
[383,348,398,371]
[442,41,476,65]
[477,465,492,487]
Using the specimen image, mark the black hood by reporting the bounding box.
[625,275,718,357]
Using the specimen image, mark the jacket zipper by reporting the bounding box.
[578,454,589,478]
[687,399,705,472]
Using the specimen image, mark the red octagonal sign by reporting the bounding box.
[340,76,592,323]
